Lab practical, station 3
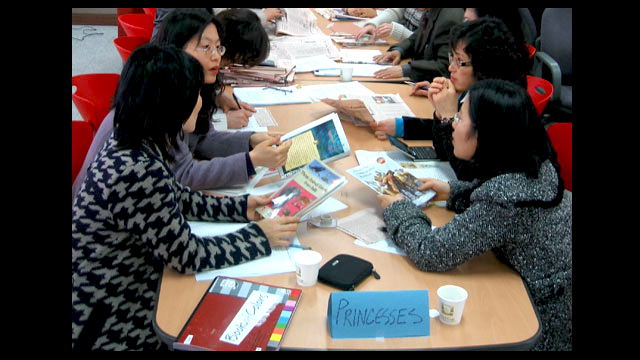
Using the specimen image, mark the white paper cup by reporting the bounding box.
[340,67,353,82]
[294,250,323,286]
[437,285,468,325]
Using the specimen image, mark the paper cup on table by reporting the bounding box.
[340,67,353,82]
[437,285,468,325]
[294,250,323,286]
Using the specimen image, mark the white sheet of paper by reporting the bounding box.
[219,290,282,345]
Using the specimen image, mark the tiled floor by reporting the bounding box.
[72,25,122,121]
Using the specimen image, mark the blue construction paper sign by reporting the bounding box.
[327,290,429,339]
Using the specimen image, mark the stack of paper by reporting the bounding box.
[220,65,295,87]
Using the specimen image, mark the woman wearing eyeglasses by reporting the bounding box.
[377,79,572,351]
[71,9,288,206]
[371,17,528,181]
[152,8,291,191]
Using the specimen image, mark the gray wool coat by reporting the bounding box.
[382,160,572,351]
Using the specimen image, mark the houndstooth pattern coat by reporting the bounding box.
[72,136,272,350]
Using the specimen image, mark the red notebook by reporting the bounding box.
[173,276,302,351]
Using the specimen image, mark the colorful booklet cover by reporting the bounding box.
[278,112,351,178]
[257,158,347,220]
[173,276,302,351]
[346,154,435,207]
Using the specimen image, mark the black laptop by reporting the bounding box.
[386,134,438,161]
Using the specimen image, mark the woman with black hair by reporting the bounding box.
[152,8,291,191]
[377,79,572,351]
[216,8,270,67]
[371,17,528,181]
[72,44,299,350]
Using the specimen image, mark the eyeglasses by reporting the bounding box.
[448,52,472,69]
[196,44,226,57]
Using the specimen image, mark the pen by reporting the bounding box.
[289,244,312,250]
[232,93,242,109]
[403,81,429,91]
[263,85,293,93]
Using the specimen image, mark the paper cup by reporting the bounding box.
[437,285,468,325]
[294,250,322,286]
[340,67,353,82]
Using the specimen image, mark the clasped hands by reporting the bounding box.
[369,77,458,139]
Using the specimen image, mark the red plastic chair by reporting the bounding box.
[546,122,572,192]
[72,120,95,184]
[118,13,154,40]
[526,44,536,61]
[143,8,156,18]
[72,73,120,133]
[527,75,554,117]
[113,36,149,63]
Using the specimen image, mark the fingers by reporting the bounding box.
[374,130,388,140]
[240,101,256,113]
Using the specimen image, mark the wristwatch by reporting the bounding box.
[437,112,456,125]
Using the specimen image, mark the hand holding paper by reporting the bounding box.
[321,98,375,124]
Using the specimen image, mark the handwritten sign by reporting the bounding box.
[327,290,429,339]
[220,290,282,345]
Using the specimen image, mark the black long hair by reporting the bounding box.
[216,8,269,66]
[153,8,224,135]
[112,44,204,162]
[459,79,564,208]
[449,17,528,88]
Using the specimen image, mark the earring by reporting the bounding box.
[179,127,185,141]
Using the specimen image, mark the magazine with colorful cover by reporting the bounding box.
[257,159,347,219]
[346,154,436,207]
[278,112,350,178]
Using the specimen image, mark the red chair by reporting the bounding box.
[527,75,554,117]
[143,8,156,18]
[114,36,149,63]
[547,122,572,192]
[72,120,95,184]
[118,13,154,40]
[72,73,120,133]
[526,44,536,61]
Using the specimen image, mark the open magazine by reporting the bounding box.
[346,154,435,207]
[278,112,351,178]
[257,159,347,219]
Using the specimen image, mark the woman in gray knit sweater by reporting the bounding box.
[377,79,571,350]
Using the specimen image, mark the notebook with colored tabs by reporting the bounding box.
[173,276,302,351]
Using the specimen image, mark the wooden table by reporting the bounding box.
[152,10,540,350]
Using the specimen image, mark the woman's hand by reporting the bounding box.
[374,65,403,79]
[250,131,283,149]
[354,23,376,41]
[373,50,401,65]
[263,8,284,23]
[248,194,299,246]
[409,80,431,97]
[427,78,458,119]
[249,138,292,168]
[374,23,393,38]
[377,193,405,210]
[225,109,253,129]
[257,216,300,247]
[369,118,395,140]
[418,178,451,202]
